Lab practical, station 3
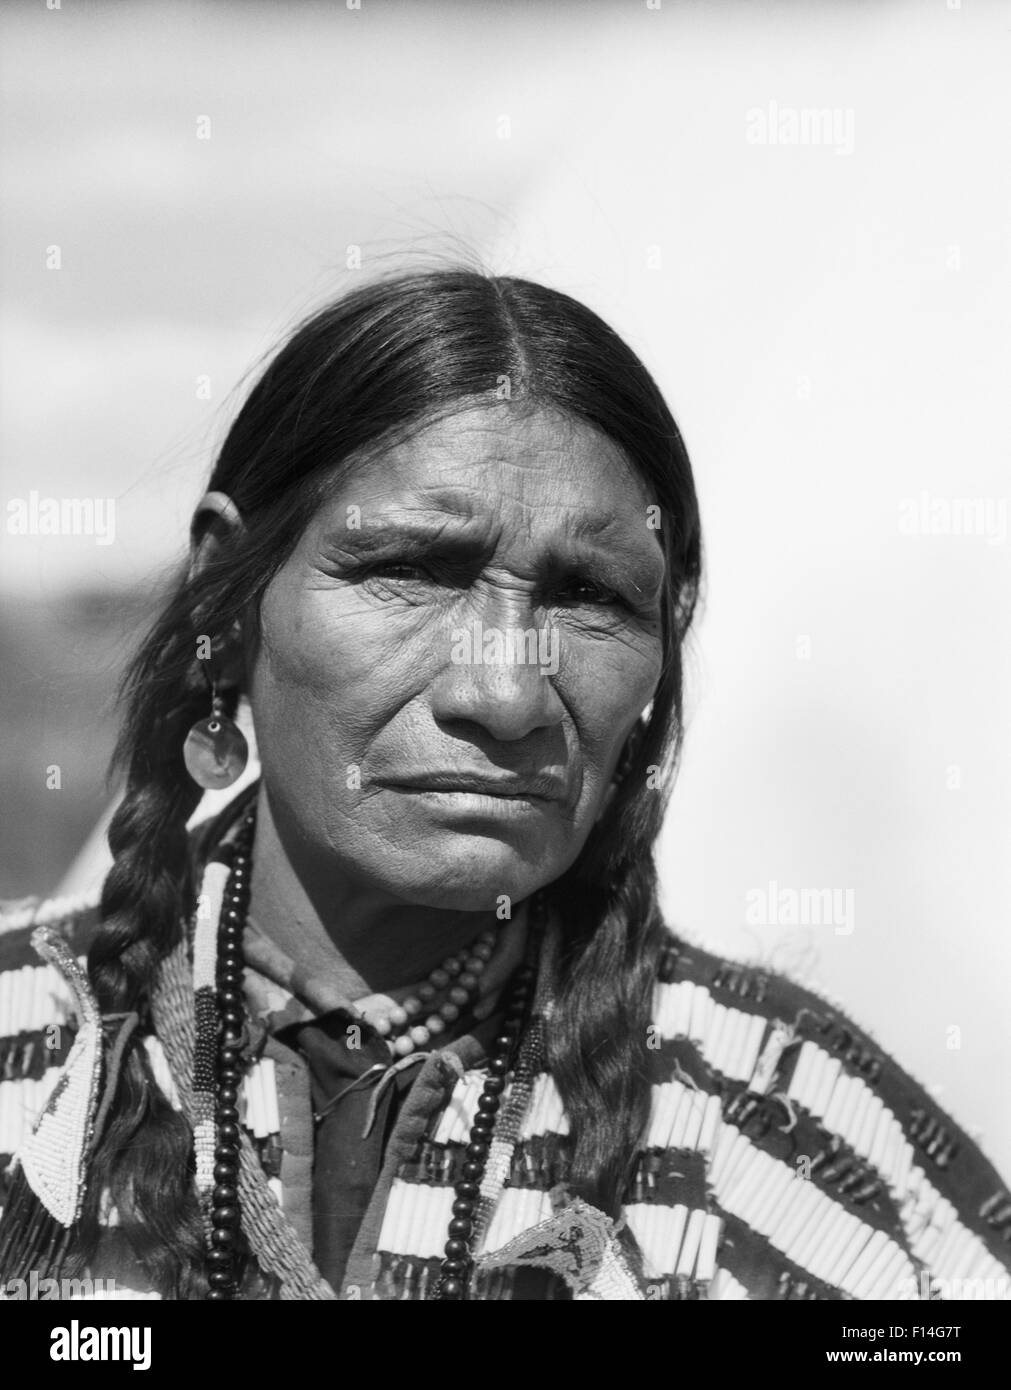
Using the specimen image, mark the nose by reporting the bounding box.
[429,615,566,743]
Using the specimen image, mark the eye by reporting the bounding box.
[354,558,458,602]
[367,561,429,582]
[554,577,625,608]
[356,559,441,587]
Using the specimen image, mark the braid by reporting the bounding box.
[91,774,201,1015]
[73,597,212,1297]
[547,644,691,1218]
[63,468,304,1294]
[89,572,237,1018]
[547,856,666,1217]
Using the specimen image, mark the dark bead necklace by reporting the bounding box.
[430,915,543,1301]
[428,956,536,1301]
[205,810,255,1300]
[203,806,545,1302]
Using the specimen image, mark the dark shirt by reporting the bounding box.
[277,1001,506,1291]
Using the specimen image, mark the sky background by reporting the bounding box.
[1,0,1009,1176]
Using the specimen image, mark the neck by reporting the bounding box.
[244,785,525,1003]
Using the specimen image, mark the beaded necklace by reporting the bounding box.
[356,928,498,1056]
[205,812,254,1298]
[201,805,544,1300]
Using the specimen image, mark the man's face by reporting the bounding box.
[248,405,665,911]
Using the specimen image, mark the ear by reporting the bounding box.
[189,490,244,577]
[189,491,246,687]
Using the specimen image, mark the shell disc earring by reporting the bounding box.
[183,688,249,790]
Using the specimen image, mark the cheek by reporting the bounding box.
[249,580,395,758]
[560,635,662,767]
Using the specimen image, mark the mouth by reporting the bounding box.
[377,771,563,803]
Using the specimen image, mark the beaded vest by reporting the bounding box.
[1,891,1010,1301]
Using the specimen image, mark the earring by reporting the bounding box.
[183,687,249,790]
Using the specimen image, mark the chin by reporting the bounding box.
[378,838,566,913]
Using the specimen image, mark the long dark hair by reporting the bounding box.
[82,268,702,1295]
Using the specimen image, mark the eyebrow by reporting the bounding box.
[320,513,480,555]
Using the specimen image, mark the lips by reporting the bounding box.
[379,771,564,801]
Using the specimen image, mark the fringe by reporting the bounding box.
[374,1252,440,1301]
[373,1252,521,1301]
[403,1132,572,1191]
[470,1265,518,1301]
[640,1273,707,1300]
[0,1164,75,1285]
[0,1028,73,1083]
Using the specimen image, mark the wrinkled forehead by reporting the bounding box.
[316,404,662,550]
